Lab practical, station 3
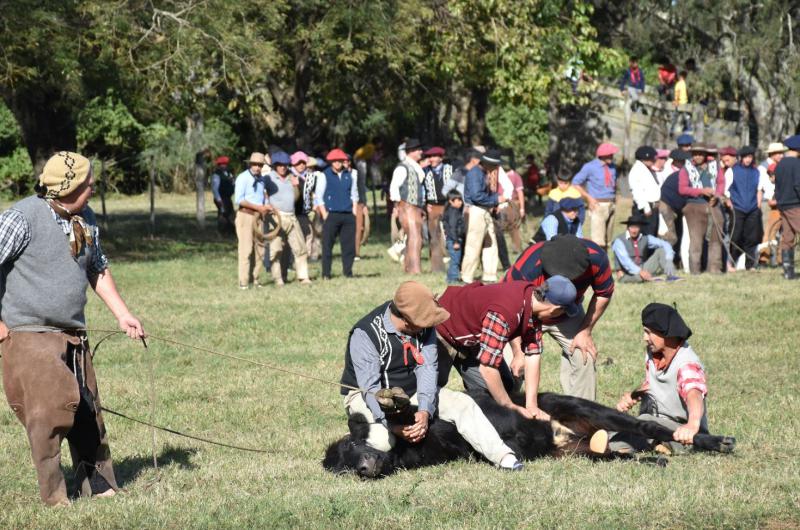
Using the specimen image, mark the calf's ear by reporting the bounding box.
[348,413,371,441]
[322,438,349,472]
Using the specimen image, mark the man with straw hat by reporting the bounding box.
[234,152,273,289]
[0,151,145,505]
[340,281,524,470]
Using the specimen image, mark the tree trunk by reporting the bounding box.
[1,89,77,173]
[195,150,207,228]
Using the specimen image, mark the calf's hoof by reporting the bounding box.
[717,436,736,453]
[589,429,609,454]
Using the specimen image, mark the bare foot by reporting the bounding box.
[94,489,117,499]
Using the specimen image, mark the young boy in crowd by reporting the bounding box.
[442,189,466,284]
[611,303,710,454]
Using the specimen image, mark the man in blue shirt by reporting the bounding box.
[461,150,507,283]
[573,142,618,251]
[314,148,359,279]
[532,197,583,243]
[611,214,680,283]
[234,152,273,289]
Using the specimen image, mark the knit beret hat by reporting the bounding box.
[393,281,450,328]
[38,151,92,199]
[641,303,692,340]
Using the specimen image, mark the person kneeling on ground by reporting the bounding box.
[339,281,524,470]
[436,277,580,421]
[612,303,710,454]
[611,214,681,283]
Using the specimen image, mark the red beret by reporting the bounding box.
[325,148,348,162]
[718,147,737,156]
[215,156,230,165]
[424,146,445,157]
[596,143,619,158]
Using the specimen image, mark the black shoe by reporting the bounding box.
[782,250,796,280]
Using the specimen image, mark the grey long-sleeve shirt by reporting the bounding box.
[348,307,439,426]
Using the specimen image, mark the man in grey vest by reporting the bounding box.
[611,303,710,454]
[0,152,145,506]
[610,214,680,283]
[389,138,426,274]
[341,281,523,470]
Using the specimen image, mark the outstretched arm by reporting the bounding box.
[91,268,145,339]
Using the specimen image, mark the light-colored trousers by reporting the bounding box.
[617,247,675,282]
[587,201,615,249]
[541,307,596,400]
[235,210,264,286]
[343,388,514,465]
[269,212,310,282]
[461,205,498,283]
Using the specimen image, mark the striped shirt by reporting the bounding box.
[0,203,108,276]
[504,238,615,300]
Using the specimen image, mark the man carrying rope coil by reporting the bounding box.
[0,152,145,506]
[339,281,524,471]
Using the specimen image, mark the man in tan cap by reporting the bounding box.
[0,151,145,505]
[233,152,273,288]
[339,281,524,470]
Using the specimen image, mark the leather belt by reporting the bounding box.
[595,198,615,203]
[239,206,259,216]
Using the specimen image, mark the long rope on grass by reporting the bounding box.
[7,325,373,455]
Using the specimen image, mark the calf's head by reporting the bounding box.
[322,414,396,478]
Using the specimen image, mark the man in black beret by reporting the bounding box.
[612,303,712,454]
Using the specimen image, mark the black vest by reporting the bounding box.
[532,212,578,243]
[340,302,423,396]
[424,164,452,205]
[214,168,235,198]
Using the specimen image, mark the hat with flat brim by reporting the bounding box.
[404,138,424,152]
[558,197,583,210]
[481,150,503,166]
[246,152,267,165]
[540,235,590,280]
[641,303,692,340]
[393,281,450,328]
[766,142,787,154]
[622,214,650,226]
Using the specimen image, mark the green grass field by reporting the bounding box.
[1,193,798,529]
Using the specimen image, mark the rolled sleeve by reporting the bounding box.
[522,318,543,356]
[414,327,439,417]
[349,329,387,425]
[677,362,708,401]
[477,311,510,368]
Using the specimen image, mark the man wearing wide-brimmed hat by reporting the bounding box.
[234,152,273,288]
[339,281,524,471]
[389,138,426,274]
[611,214,679,283]
[0,151,145,505]
[573,142,619,251]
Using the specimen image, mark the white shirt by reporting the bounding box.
[757,165,775,201]
[389,157,425,202]
[498,167,513,201]
[628,160,661,213]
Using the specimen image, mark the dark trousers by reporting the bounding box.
[632,204,659,237]
[494,218,511,270]
[322,211,355,278]
[730,208,763,269]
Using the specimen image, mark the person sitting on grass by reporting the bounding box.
[611,303,710,454]
[611,214,681,283]
[442,189,466,285]
[532,197,583,243]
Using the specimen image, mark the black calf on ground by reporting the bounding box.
[322,391,735,478]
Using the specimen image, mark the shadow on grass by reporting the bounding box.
[113,445,198,487]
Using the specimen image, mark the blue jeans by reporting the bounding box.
[446,239,463,283]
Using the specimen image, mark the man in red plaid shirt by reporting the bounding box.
[436,276,579,420]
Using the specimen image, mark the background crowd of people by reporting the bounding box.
[208,129,800,288]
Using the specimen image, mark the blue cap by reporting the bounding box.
[271,151,291,166]
[784,135,800,151]
[558,197,583,210]
[543,275,580,317]
[676,134,694,146]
